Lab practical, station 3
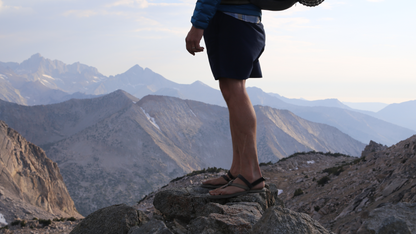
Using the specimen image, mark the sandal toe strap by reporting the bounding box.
[221,174,231,182]
[227,171,236,180]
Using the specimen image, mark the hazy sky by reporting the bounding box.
[1,0,415,103]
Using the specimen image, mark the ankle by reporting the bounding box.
[229,169,239,178]
[228,166,240,177]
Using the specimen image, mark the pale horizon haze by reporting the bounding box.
[0,0,415,104]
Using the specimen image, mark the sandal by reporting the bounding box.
[208,174,266,199]
[201,171,236,189]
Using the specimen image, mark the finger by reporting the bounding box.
[186,41,203,55]
[190,46,196,55]
[185,38,197,54]
[195,46,204,52]
[186,45,195,55]
[192,46,204,54]
[185,41,193,55]
[188,45,200,55]
[186,41,201,54]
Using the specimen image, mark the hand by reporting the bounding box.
[185,26,204,56]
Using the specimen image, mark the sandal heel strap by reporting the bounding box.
[237,174,265,189]
[251,177,265,187]
[237,174,253,189]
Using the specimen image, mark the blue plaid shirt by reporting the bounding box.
[223,12,261,24]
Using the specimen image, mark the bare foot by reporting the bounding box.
[209,177,265,196]
[202,172,235,186]
[203,176,227,186]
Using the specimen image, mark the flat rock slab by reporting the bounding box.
[187,202,264,234]
[153,184,280,223]
[150,184,287,234]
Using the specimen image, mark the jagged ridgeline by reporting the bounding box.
[0,90,364,216]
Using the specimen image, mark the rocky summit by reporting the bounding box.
[71,183,333,234]
[67,134,415,234]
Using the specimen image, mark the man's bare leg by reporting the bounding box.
[202,87,241,186]
[209,78,264,195]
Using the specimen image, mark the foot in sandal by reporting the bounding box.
[201,171,236,189]
[208,174,265,199]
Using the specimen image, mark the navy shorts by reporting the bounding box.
[204,11,265,80]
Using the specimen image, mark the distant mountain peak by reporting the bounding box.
[25,53,46,64]
[127,64,144,72]
[104,89,140,103]
[191,80,209,87]
[115,64,145,78]
[247,86,263,92]
[16,53,49,74]
[26,53,45,62]
[30,53,43,59]
[111,89,132,96]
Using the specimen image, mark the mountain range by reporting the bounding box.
[1,54,415,145]
[246,87,415,145]
[1,54,415,225]
[0,90,364,216]
[1,54,415,146]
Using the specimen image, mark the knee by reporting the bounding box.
[219,81,233,102]
[219,78,246,103]
[220,81,248,104]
